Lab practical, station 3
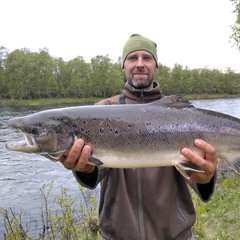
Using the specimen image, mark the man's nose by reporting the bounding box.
[136,58,144,68]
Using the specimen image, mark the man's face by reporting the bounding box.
[123,50,157,89]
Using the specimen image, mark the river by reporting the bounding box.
[0,98,240,237]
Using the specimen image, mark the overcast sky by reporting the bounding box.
[1,0,239,72]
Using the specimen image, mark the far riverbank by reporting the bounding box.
[1,94,240,107]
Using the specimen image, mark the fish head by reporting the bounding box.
[6,114,76,161]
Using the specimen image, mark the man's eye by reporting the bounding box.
[128,56,137,60]
[144,56,152,60]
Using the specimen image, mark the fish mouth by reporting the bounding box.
[6,131,41,153]
[6,130,69,161]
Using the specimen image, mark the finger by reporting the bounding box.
[75,145,92,171]
[181,147,206,170]
[194,139,218,173]
[194,139,217,161]
[63,139,84,169]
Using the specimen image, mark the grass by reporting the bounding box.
[1,94,240,107]
[0,174,239,239]
[0,97,103,107]
[193,174,240,239]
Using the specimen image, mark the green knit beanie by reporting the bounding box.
[121,34,158,68]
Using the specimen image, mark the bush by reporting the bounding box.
[0,181,100,240]
[1,175,239,239]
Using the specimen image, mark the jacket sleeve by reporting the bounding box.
[187,172,217,202]
[73,167,109,189]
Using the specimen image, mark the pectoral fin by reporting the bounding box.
[175,162,205,179]
[88,156,103,166]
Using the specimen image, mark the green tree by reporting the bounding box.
[169,64,186,94]
[4,48,56,99]
[104,62,125,96]
[89,55,123,97]
[0,46,8,98]
[155,64,171,95]
[5,49,29,99]
[224,67,240,94]
[65,57,92,98]
[35,48,56,98]
[2,46,240,99]
[230,0,240,50]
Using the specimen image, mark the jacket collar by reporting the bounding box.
[123,81,163,103]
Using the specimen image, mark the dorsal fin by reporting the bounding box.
[150,94,194,108]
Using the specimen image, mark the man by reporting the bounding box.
[61,34,218,240]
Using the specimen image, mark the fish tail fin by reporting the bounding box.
[228,157,240,175]
[175,162,205,179]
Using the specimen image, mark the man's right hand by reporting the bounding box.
[60,139,95,173]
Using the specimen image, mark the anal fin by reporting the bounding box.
[175,162,205,179]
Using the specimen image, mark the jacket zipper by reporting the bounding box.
[138,92,145,239]
[140,91,144,103]
[137,169,146,240]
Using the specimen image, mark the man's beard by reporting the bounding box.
[128,78,152,89]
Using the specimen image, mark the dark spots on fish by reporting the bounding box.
[72,123,77,129]
[59,117,67,122]
[114,129,119,136]
[85,130,91,136]
[99,127,119,135]
[54,129,59,134]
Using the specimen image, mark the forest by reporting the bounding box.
[0,46,240,100]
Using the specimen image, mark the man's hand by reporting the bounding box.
[60,139,94,173]
[181,139,218,184]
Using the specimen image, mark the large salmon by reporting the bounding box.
[6,95,240,178]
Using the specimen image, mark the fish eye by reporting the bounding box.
[24,125,41,134]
